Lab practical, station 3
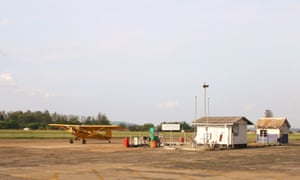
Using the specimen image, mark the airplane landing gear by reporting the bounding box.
[82,139,87,144]
[69,138,74,144]
[108,140,111,143]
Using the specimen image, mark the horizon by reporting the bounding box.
[1,109,299,129]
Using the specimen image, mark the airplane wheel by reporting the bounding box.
[70,139,74,144]
[108,140,111,143]
[82,139,86,144]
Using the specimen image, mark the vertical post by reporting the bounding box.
[169,130,172,146]
[203,84,207,118]
[208,97,210,117]
[226,124,229,148]
[203,82,209,144]
[194,96,198,120]
[194,96,198,144]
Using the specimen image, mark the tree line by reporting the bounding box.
[125,121,193,132]
[0,110,193,131]
[0,110,110,130]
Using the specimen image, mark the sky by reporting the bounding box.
[1,1,300,127]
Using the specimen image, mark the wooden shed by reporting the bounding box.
[255,117,291,144]
[192,116,253,148]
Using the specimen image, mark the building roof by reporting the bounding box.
[255,117,291,128]
[193,116,253,125]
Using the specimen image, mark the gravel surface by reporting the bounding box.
[0,139,299,180]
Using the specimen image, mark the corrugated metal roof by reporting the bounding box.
[192,116,253,125]
[255,117,291,128]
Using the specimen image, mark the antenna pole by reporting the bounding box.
[203,82,209,144]
[194,96,197,120]
[208,97,210,116]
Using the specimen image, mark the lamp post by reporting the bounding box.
[203,82,209,144]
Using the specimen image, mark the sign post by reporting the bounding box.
[161,124,180,146]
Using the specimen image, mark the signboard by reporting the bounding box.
[161,124,180,131]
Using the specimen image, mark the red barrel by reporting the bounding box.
[179,137,184,143]
[123,137,129,148]
[150,141,157,148]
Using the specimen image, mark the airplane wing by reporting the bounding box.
[48,124,125,131]
[48,124,74,130]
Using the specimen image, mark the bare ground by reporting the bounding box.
[0,139,299,180]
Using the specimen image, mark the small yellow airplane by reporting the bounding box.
[48,124,124,144]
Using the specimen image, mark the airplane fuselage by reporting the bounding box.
[48,124,123,144]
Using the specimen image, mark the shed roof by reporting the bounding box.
[193,116,253,125]
[255,117,291,128]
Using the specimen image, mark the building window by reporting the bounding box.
[232,124,239,136]
[260,129,267,137]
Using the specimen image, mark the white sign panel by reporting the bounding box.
[162,124,180,131]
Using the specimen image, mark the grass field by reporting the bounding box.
[0,130,73,139]
[1,130,300,143]
[0,130,193,139]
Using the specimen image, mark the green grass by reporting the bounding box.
[0,130,299,142]
[0,130,193,139]
[289,133,300,140]
[247,133,257,143]
[0,130,72,139]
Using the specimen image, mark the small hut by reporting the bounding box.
[192,116,253,148]
[255,117,291,144]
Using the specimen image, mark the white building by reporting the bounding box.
[192,116,253,148]
[255,117,290,144]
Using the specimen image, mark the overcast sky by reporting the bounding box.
[1,1,300,127]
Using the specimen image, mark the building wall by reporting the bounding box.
[194,124,247,146]
[256,128,280,135]
[257,134,278,143]
[281,134,288,144]
[256,128,289,144]
[280,126,289,134]
[195,125,231,145]
[279,124,289,144]
[232,123,247,145]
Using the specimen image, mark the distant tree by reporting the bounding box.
[7,111,23,129]
[142,123,154,131]
[96,113,111,125]
[52,114,69,124]
[126,123,155,131]
[0,111,5,121]
[118,122,128,129]
[83,116,94,125]
[128,124,139,131]
[5,119,20,129]
[0,110,112,129]
[68,117,80,125]
[181,121,193,131]
[27,122,40,129]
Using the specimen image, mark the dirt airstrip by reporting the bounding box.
[0,139,299,180]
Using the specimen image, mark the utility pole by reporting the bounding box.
[194,96,197,120]
[203,82,209,144]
